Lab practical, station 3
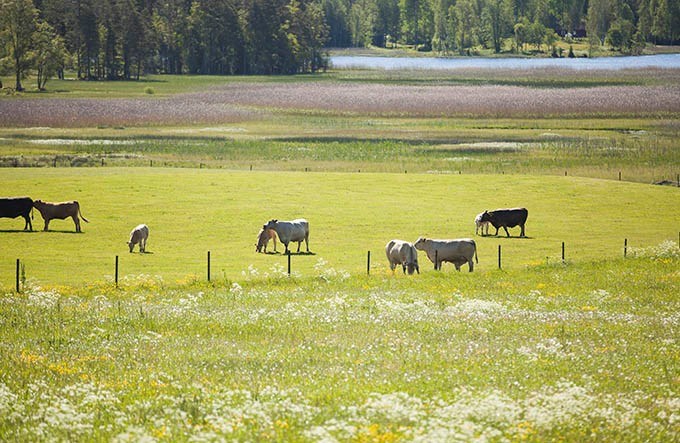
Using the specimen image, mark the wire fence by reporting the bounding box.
[9,235,679,292]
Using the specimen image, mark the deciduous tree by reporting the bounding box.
[0,0,39,90]
[34,20,67,89]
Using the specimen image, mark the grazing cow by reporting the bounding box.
[480,207,528,237]
[414,237,478,272]
[0,197,33,231]
[385,239,419,275]
[128,224,149,253]
[33,200,89,232]
[255,225,277,253]
[264,219,309,254]
[474,212,489,236]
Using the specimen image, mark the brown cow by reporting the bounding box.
[33,200,89,232]
[255,225,277,253]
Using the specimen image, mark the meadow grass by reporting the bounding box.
[0,168,678,287]
[0,251,677,441]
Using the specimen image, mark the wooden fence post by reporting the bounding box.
[498,245,502,270]
[624,238,628,257]
[115,255,119,287]
[367,251,371,276]
[434,250,438,270]
[562,242,565,262]
[207,251,211,282]
[16,259,20,293]
[287,251,291,275]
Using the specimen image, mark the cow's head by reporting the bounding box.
[127,241,135,253]
[406,261,419,275]
[413,237,427,250]
[479,210,493,222]
[264,219,278,230]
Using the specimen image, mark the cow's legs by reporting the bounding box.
[140,238,146,252]
[304,233,309,252]
[283,241,290,254]
[503,226,510,237]
[43,219,50,231]
[520,224,526,237]
[296,241,301,253]
[23,215,32,231]
[73,216,81,232]
[401,264,406,274]
[468,259,474,272]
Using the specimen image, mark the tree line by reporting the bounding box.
[0,0,678,90]
[0,0,329,89]
[329,0,679,54]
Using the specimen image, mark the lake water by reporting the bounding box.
[330,53,680,71]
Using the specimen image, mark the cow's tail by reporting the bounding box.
[77,201,89,223]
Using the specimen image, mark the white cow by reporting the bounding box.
[414,237,478,272]
[474,212,490,236]
[255,225,277,253]
[385,239,419,275]
[128,224,149,253]
[264,219,309,254]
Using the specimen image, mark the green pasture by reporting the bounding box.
[0,167,677,288]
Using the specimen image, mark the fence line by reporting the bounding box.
[3,161,680,186]
[6,236,679,290]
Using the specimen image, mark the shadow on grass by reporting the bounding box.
[483,234,534,239]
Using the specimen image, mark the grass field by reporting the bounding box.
[1,68,679,441]
[0,168,678,287]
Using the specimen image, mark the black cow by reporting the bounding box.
[480,207,528,237]
[0,197,34,231]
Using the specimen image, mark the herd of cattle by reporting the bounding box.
[1,196,528,272]
[0,196,149,253]
[255,208,528,274]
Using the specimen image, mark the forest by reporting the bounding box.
[0,0,679,87]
